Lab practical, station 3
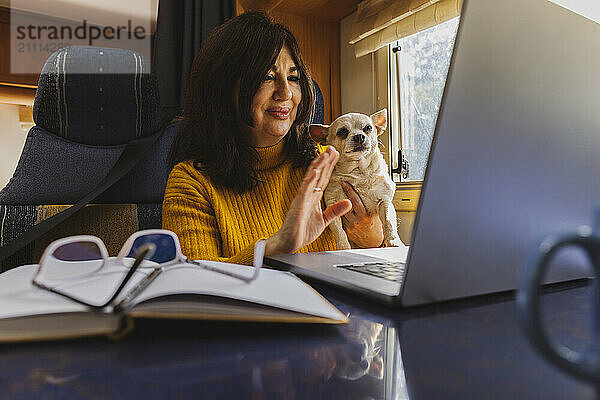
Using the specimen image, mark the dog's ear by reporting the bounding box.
[370,109,387,135]
[309,124,330,144]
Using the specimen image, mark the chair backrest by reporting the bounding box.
[0,46,176,271]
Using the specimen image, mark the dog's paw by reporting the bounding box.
[383,238,403,247]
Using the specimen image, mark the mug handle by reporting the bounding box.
[517,233,600,383]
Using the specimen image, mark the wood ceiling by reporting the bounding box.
[240,0,361,21]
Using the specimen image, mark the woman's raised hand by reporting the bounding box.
[265,146,352,255]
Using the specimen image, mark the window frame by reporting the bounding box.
[383,17,460,188]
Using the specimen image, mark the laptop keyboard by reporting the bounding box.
[334,261,406,282]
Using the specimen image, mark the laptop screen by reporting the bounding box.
[401,0,599,305]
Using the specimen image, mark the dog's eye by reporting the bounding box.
[336,127,349,138]
[363,125,372,133]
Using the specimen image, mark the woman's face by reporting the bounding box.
[250,45,302,147]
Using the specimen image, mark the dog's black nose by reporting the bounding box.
[352,134,366,144]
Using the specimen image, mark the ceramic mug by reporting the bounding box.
[517,223,600,385]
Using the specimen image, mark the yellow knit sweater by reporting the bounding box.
[162,139,336,265]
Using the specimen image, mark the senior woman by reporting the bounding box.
[163,12,383,264]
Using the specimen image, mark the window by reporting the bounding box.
[389,17,460,183]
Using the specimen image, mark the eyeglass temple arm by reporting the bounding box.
[113,267,162,313]
[188,239,264,283]
[104,245,154,308]
[32,245,156,313]
[32,281,104,309]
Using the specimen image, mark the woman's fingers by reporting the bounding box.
[316,147,339,191]
[299,152,328,201]
[322,199,352,226]
[299,147,337,202]
[341,181,366,215]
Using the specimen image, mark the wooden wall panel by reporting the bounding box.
[0,8,9,77]
[237,1,342,124]
[238,0,359,21]
[329,22,341,119]
[0,85,35,105]
[0,6,157,88]
[0,8,39,87]
[269,11,340,123]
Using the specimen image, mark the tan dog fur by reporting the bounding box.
[310,109,402,249]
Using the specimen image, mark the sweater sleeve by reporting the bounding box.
[162,165,259,265]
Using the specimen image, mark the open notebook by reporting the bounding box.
[0,260,348,343]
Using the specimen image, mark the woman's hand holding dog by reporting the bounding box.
[265,146,352,255]
[341,181,385,248]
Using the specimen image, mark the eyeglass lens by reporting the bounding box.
[127,234,177,264]
[53,241,102,261]
[46,241,104,280]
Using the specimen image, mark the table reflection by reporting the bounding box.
[3,282,596,400]
[114,318,409,400]
[0,313,408,400]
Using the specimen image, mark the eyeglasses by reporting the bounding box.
[32,229,264,312]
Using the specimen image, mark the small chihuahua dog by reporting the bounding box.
[333,319,384,381]
[310,109,402,249]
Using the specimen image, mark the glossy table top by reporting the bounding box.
[1,280,596,399]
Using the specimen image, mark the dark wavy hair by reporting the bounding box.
[168,11,318,193]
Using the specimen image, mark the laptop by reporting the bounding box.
[266,0,600,306]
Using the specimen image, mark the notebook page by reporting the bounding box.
[132,261,347,322]
[0,261,152,319]
[0,265,86,318]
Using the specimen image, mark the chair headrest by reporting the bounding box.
[33,46,161,146]
[310,80,325,125]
